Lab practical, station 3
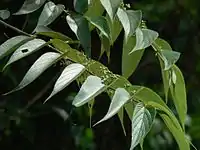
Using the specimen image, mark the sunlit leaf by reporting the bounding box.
[35,2,65,29]
[45,63,85,102]
[130,28,158,53]
[0,35,31,60]
[170,65,187,128]
[4,39,46,69]
[14,0,46,15]
[130,103,156,149]
[95,88,130,125]
[100,0,122,22]
[51,39,72,53]
[73,75,105,107]
[160,50,180,70]
[0,10,10,19]
[6,52,60,93]
[74,0,88,13]
[86,16,110,40]
[117,8,142,43]
[36,31,72,41]
[122,36,144,78]
[66,14,91,56]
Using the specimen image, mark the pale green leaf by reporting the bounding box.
[122,36,144,78]
[0,10,10,19]
[117,8,142,43]
[155,38,172,50]
[95,88,130,125]
[4,39,46,69]
[45,63,85,102]
[35,2,65,28]
[160,113,190,150]
[73,75,105,107]
[7,52,60,93]
[66,14,91,56]
[36,31,72,41]
[0,36,31,60]
[170,65,187,128]
[130,103,156,149]
[86,16,110,40]
[74,0,88,13]
[160,50,180,70]
[100,0,122,22]
[172,69,177,84]
[14,0,46,15]
[130,28,158,53]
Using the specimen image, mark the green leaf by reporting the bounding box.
[74,0,88,13]
[36,31,72,41]
[0,36,31,60]
[35,1,65,29]
[4,39,46,69]
[14,0,46,15]
[122,36,144,78]
[130,28,158,53]
[73,75,105,107]
[66,14,91,56]
[124,102,134,120]
[154,38,172,102]
[45,63,85,102]
[160,50,180,70]
[51,39,72,53]
[95,88,130,125]
[131,86,190,150]
[99,34,110,60]
[34,25,52,32]
[100,0,122,22]
[106,14,122,44]
[86,16,110,40]
[160,113,190,150]
[170,65,187,128]
[84,0,104,18]
[118,107,126,135]
[6,52,60,93]
[117,8,142,43]
[130,103,156,150]
[0,9,10,19]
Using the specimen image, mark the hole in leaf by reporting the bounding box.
[21,49,28,53]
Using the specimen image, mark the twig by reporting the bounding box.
[0,19,32,37]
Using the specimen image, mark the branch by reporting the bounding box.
[0,19,32,37]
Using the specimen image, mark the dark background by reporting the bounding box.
[0,0,200,149]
